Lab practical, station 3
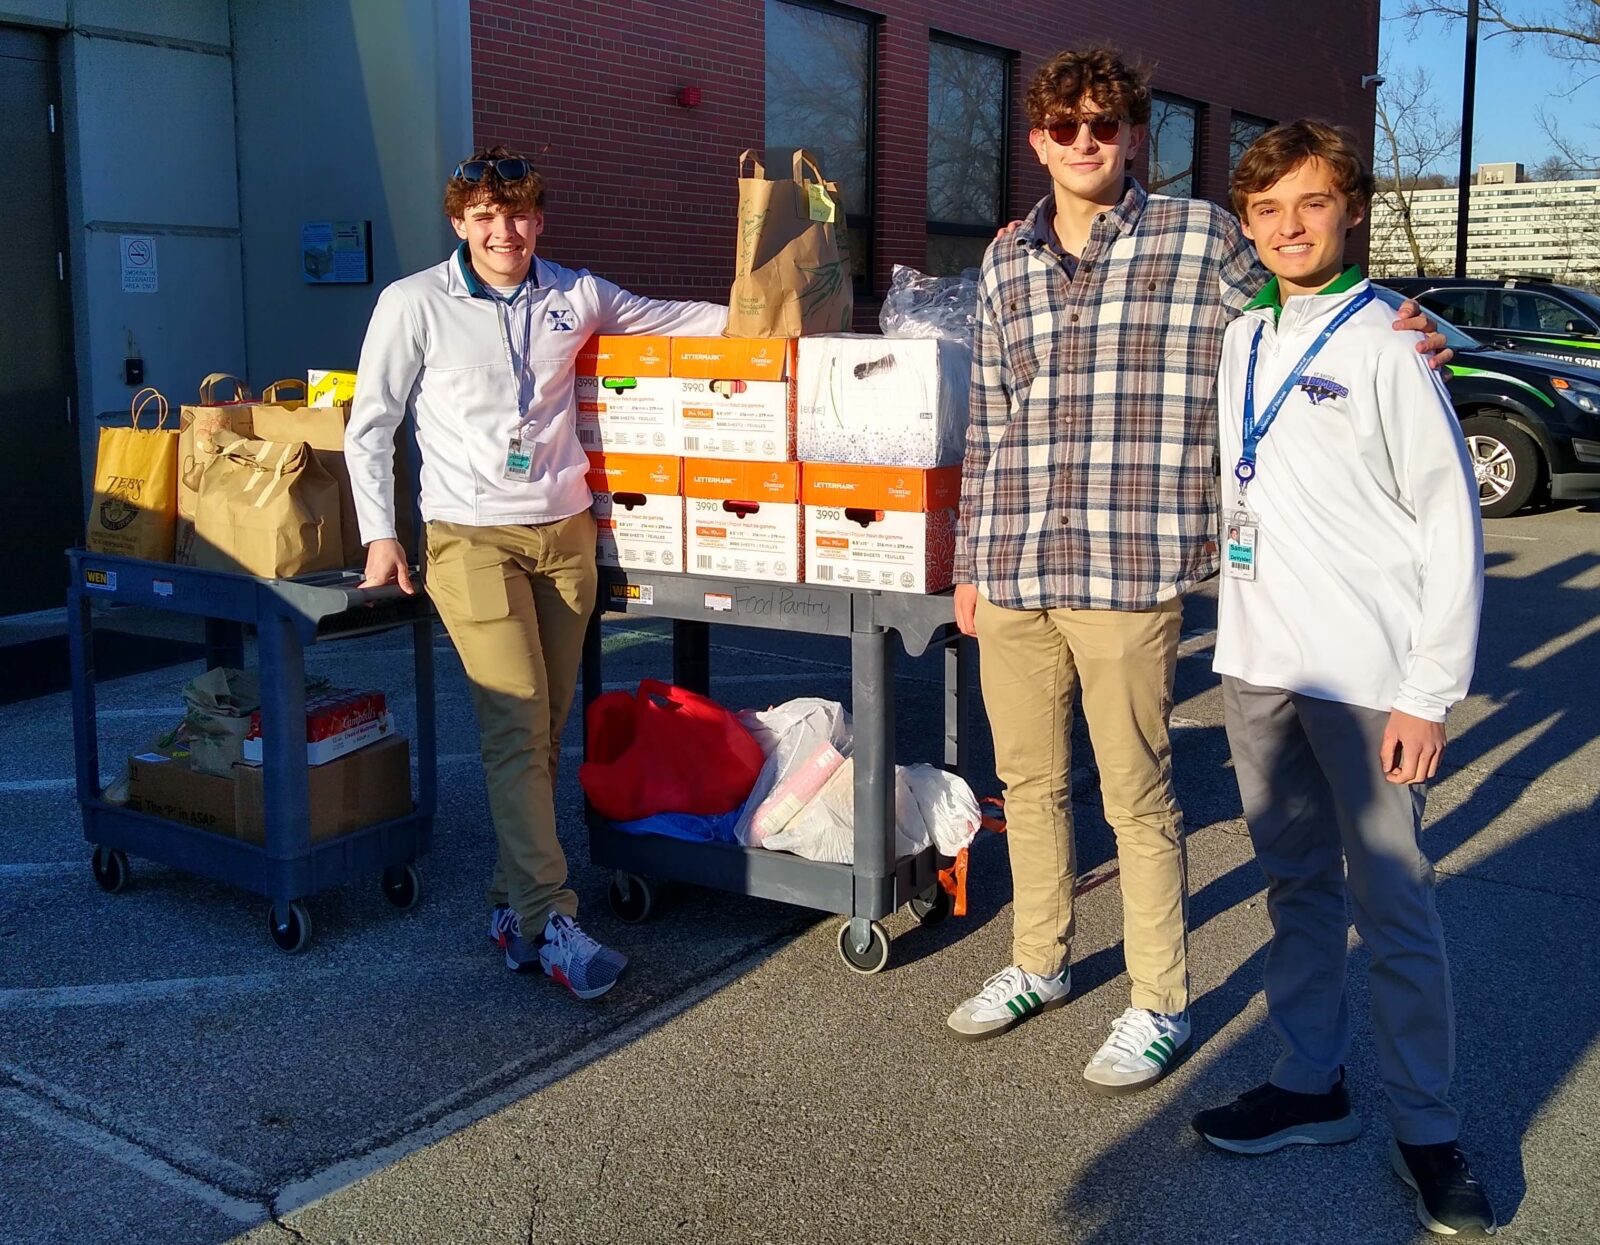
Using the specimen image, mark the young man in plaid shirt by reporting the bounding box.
[947,49,1445,1095]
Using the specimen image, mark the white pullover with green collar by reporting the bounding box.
[1211,270,1484,723]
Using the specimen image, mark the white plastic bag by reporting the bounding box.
[902,764,982,857]
[877,264,980,345]
[761,757,929,863]
[734,698,852,846]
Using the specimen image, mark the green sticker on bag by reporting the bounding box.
[807,183,836,224]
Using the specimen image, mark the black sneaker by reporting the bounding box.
[1192,1070,1363,1155]
[1391,1139,1498,1237]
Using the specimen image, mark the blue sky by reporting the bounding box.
[1381,1,1600,172]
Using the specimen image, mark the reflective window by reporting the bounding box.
[1230,114,1271,175]
[926,35,1009,275]
[1148,94,1199,197]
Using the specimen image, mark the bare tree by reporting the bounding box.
[1532,153,1579,179]
[1371,65,1462,275]
[1398,1,1600,70]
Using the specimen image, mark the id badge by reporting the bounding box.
[1225,507,1260,582]
[502,436,532,482]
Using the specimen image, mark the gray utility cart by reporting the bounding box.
[66,550,437,952]
[581,566,974,975]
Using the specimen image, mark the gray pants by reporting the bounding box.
[1222,676,1458,1145]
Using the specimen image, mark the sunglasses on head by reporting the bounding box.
[453,157,533,183]
[1044,116,1124,146]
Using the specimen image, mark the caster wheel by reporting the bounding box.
[607,872,655,924]
[267,901,312,953]
[910,883,951,927]
[836,920,891,975]
[91,847,129,893]
[381,864,421,910]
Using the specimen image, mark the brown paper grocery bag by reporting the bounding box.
[85,388,180,561]
[177,373,255,565]
[250,378,415,566]
[728,149,853,338]
[191,430,344,579]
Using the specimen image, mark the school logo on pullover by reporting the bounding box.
[1298,372,1349,404]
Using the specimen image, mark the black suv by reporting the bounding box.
[1382,275,1600,369]
[1373,286,1600,516]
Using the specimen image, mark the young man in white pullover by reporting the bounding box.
[346,149,727,999]
[1190,122,1495,1237]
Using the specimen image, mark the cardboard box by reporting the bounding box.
[575,336,678,452]
[127,752,238,834]
[672,337,795,461]
[242,689,391,766]
[802,463,961,593]
[684,459,803,583]
[234,735,411,846]
[307,369,358,407]
[796,334,972,467]
[585,452,685,571]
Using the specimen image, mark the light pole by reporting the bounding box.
[1454,0,1479,277]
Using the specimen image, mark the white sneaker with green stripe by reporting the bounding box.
[1082,1007,1191,1095]
[946,964,1071,1041]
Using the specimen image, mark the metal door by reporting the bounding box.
[0,27,78,615]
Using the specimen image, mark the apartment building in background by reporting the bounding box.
[0,0,1379,614]
[1371,161,1600,284]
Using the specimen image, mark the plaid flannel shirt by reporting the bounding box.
[954,180,1266,610]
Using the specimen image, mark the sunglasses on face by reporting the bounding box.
[1043,116,1124,146]
[453,157,534,183]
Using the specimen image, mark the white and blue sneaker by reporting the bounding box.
[946,964,1072,1041]
[1082,1007,1191,1096]
[536,914,628,1000]
[488,903,517,947]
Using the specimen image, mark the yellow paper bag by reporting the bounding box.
[85,388,179,562]
[728,150,853,338]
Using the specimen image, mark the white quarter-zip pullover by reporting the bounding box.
[346,248,727,540]
[1211,275,1484,722]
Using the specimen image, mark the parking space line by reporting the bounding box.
[0,1088,266,1224]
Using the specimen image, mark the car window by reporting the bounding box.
[1500,291,1590,334]
[1419,288,1491,328]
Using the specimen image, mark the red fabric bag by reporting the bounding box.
[579,679,765,821]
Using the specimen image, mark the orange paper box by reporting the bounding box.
[670,337,794,381]
[800,463,961,511]
[575,335,672,378]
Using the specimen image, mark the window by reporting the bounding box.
[766,0,875,289]
[1418,288,1492,329]
[1148,94,1200,197]
[1501,290,1598,335]
[1229,113,1272,175]
[926,34,1009,276]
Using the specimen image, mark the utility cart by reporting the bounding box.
[66,550,437,952]
[581,567,974,975]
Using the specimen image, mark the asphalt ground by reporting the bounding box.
[2,501,1597,1244]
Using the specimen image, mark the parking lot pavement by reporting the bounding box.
[4,503,1598,1244]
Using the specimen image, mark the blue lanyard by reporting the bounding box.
[1237,287,1374,488]
[490,280,537,427]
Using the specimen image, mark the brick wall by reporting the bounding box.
[471,0,1379,308]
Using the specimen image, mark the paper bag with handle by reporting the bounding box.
[85,387,180,562]
[177,373,255,564]
[190,430,344,579]
[728,149,853,338]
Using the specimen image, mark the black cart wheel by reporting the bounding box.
[381,864,421,910]
[910,883,952,927]
[608,872,655,924]
[836,920,891,975]
[267,901,312,953]
[91,847,129,893]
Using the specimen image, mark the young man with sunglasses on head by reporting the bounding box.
[346,147,726,1000]
[948,50,1448,1094]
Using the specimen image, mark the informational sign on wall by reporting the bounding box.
[120,235,158,293]
[300,220,373,284]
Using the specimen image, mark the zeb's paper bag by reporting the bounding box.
[177,373,255,564]
[191,431,344,579]
[86,388,179,561]
[728,149,853,338]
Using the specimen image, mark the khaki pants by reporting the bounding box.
[425,513,598,931]
[976,592,1188,1014]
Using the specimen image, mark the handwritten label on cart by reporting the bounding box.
[607,582,654,607]
[735,588,831,620]
[84,568,118,592]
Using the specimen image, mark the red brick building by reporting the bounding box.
[471,0,1381,311]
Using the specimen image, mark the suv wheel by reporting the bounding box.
[1459,415,1541,518]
